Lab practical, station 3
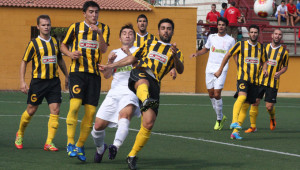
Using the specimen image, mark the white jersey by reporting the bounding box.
[107,46,139,97]
[205,33,235,73]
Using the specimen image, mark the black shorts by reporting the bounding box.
[69,72,101,106]
[236,80,259,104]
[257,85,278,103]
[128,68,160,115]
[27,78,62,105]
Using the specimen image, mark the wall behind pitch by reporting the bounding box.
[0,6,197,93]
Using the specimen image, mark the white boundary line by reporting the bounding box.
[3,114,300,158]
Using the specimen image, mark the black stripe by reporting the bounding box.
[32,39,42,78]
[230,42,240,56]
[246,42,252,82]
[82,24,89,73]
[23,42,34,61]
[267,46,278,87]
[74,23,80,72]
[156,45,171,74]
[261,45,272,85]
[240,41,245,81]
[41,39,49,79]
[50,38,57,78]
[136,34,141,47]
[65,25,75,45]
[105,24,110,45]
[92,29,97,74]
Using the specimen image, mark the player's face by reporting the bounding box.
[120,28,135,46]
[84,6,99,25]
[217,21,226,34]
[211,5,216,12]
[137,18,148,33]
[272,29,283,44]
[248,28,259,42]
[37,19,51,36]
[281,2,285,6]
[158,22,173,43]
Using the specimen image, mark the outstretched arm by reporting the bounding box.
[171,43,184,74]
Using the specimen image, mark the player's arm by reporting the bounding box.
[171,43,184,74]
[214,52,232,78]
[20,60,29,94]
[57,56,69,90]
[90,24,108,54]
[190,48,209,58]
[99,51,137,72]
[60,24,82,59]
[101,51,117,79]
[274,66,288,80]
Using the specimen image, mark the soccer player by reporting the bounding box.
[99,18,184,170]
[244,29,289,133]
[215,25,268,140]
[15,15,68,151]
[60,1,110,162]
[91,24,141,163]
[190,17,235,130]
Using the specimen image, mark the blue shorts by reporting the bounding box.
[275,14,286,21]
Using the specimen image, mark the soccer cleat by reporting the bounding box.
[108,144,118,160]
[230,122,242,130]
[270,118,276,131]
[44,142,59,151]
[245,127,257,133]
[230,132,243,140]
[140,98,158,112]
[94,144,107,163]
[214,115,227,130]
[126,156,138,170]
[67,143,77,157]
[76,146,86,162]
[15,132,23,149]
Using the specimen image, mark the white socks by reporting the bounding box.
[113,118,130,149]
[210,98,216,110]
[215,98,223,121]
[91,126,105,154]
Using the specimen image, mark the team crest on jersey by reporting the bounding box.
[211,46,227,54]
[72,85,81,94]
[267,59,277,66]
[148,51,168,64]
[239,83,245,90]
[244,57,259,64]
[114,65,132,73]
[31,94,37,102]
[79,39,99,50]
[138,73,146,77]
[42,56,57,64]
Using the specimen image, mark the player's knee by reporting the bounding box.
[26,105,38,116]
[93,122,106,131]
[142,121,154,130]
[214,93,221,99]
[208,93,214,98]
[266,105,273,112]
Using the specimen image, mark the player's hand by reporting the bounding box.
[190,53,197,58]
[171,43,178,57]
[121,47,131,56]
[170,68,177,80]
[20,82,29,94]
[70,51,82,59]
[90,24,102,35]
[263,69,268,78]
[274,72,281,80]
[98,64,112,73]
[107,52,117,64]
[214,70,222,78]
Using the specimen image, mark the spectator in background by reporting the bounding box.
[286,0,300,26]
[197,20,208,50]
[224,1,241,40]
[276,0,289,26]
[206,4,221,34]
[272,0,278,16]
[221,3,227,17]
[296,0,300,17]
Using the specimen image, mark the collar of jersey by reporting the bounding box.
[38,36,51,42]
[158,40,171,46]
[270,43,281,49]
[247,40,257,47]
[137,32,148,37]
[84,21,99,27]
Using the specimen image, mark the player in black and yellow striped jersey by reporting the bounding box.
[215,25,268,140]
[134,14,157,48]
[245,29,289,133]
[100,18,184,169]
[15,15,68,152]
[60,1,110,162]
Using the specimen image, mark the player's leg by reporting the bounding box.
[264,87,277,130]
[92,117,109,163]
[267,102,276,130]
[245,99,260,133]
[206,73,217,114]
[44,103,60,151]
[276,13,281,25]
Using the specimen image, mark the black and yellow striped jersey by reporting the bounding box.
[134,32,157,48]
[132,39,184,83]
[62,21,110,76]
[229,40,267,84]
[23,36,62,79]
[259,43,289,89]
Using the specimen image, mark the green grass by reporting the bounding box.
[0,91,300,169]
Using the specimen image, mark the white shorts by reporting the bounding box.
[205,71,228,90]
[96,93,141,128]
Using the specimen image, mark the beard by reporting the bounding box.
[159,34,172,43]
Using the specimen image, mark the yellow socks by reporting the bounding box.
[238,103,250,126]
[46,114,59,144]
[136,84,149,103]
[17,110,32,136]
[128,124,151,157]
[66,98,82,145]
[250,105,258,128]
[76,104,96,147]
[268,106,275,119]
[232,95,246,123]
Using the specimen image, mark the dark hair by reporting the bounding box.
[281,0,285,3]
[158,18,174,31]
[222,3,227,8]
[119,24,136,38]
[137,14,148,23]
[217,17,229,26]
[212,4,216,7]
[249,24,260,33]
[37,15,51,25]
[230,1,236,6]
[83,1,100,12]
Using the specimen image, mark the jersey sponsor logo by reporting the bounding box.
[244,57,259,64]
[138,73,146,78]
[239,83,246,89]
[211,46,227,54]
[72,85,81,94]
[42,56,57,64]
[79,39,99,50]
[148,51,168,64]
[267,59,277,66]
[31,94,37,102]
[114,65,132,73]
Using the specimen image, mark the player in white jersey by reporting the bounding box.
[91,24,140,163]
[190,17,235,130]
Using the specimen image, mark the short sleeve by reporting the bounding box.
[22,41,36,62]
[229,41,241,56]
[101,24,110,45]
[62,23,75,45]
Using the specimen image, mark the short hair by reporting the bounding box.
[249,24,260,33]
[83,1,100,12]
[137,14,148,23]
[222,3,227,8]
[119,24,136,38]
[230,1,236,6]
[273,28,282,34]
[212,4,216,7]
[217,17,229,26]
[37,15,51,25]
[158,18,174,31]
[281,0,285,3]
